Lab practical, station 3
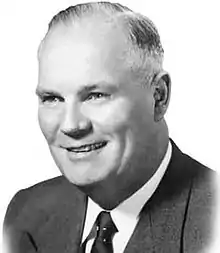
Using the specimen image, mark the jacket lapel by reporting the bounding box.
[124,140,193,253]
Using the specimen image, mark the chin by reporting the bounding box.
[63,171,110,188]
[57,159,110,185]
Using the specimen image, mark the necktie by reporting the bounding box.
[81,211,118,253]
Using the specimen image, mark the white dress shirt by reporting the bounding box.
[82,141,172,253]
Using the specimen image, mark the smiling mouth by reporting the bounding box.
[64,141,108,153]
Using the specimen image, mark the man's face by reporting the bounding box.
[37,20,158,187]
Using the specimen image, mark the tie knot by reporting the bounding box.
[96,211,118,243]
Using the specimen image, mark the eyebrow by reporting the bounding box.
[35,88,62,97]
[79,84,99,94]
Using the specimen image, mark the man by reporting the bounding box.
[3,2,217,253]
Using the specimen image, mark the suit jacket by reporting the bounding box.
[3,140,217,253]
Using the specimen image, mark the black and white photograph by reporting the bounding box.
[0,1,219,252]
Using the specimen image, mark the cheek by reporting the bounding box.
[84,98,133,131]
[38,108,61,144]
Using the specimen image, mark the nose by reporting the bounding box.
[61,101,93,140]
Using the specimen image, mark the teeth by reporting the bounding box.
[67,141,107,153]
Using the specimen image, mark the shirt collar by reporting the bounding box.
[82,141,172,241]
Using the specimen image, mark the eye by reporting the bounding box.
[86,92,110,101]
[39,95,64,105]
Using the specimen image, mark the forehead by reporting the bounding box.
[38,19,135,88]
[40,16,131,66]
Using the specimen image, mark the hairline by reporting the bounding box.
[38,3,164,85]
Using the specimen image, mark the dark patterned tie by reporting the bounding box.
[80,211,118,253]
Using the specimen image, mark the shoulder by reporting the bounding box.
[3,176,84,232]
[182,152,216,201]
[173,144,217,213]
[3,177,86,252]
[168,140,218,252]
[170,139,216,197]
[180,153,218,252]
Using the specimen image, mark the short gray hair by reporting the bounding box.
[46,2,164,80]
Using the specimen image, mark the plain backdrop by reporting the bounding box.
[0,0,220,250]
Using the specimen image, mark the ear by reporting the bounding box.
[152,71,171,122]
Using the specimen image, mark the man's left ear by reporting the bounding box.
[152,71,171,122]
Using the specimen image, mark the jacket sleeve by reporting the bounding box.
[3,190,38,253]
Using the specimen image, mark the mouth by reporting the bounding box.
[62,141,108,153]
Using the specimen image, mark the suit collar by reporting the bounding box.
[123,139,193,253]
